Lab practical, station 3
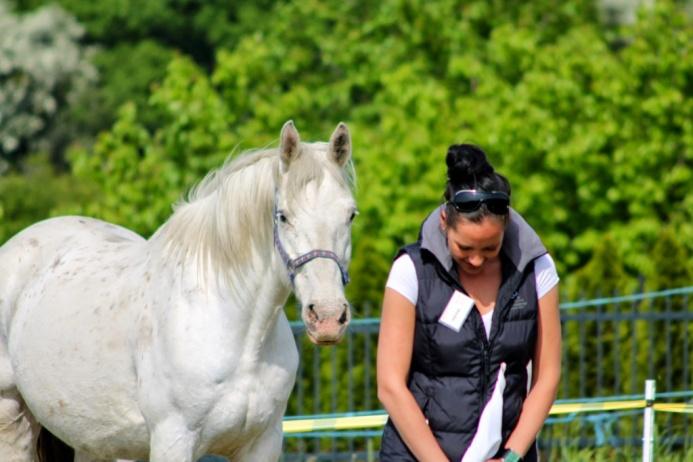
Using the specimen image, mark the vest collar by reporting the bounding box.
[419,205,547,275]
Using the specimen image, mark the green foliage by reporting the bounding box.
[0,153,93,243]
[648,226,693,291]
[452,2,693,285]
[49,0,692,308]
[548,444,693,462]
[67,57,235,236]
[65,41,175,137]
[565,235,635,299]
[31,0,277,59]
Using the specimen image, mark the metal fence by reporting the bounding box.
[279,286,693,461]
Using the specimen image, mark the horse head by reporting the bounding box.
[273,121,356,345]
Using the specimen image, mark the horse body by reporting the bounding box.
[0,121,354,461]
[2,217,150,459]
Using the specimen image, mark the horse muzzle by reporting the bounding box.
[303,300,351,345]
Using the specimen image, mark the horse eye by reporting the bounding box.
[276,211,288,223]
[349,210,359,223]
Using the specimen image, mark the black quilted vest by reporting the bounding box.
[380,207,547,461]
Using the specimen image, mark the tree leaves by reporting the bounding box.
[2,0,691,306]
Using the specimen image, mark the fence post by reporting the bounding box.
[642,379,656,462]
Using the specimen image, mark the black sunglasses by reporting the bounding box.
[448,190,510,214]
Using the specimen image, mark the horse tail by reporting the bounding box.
[37,426,74,462]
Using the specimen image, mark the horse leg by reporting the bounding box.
[234,420,283,462]
[148,417,199,462]
[0,390,40,462]
[37,427,75,462]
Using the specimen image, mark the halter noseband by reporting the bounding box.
[273,207,350,287]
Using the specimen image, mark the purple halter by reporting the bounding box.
[273,208,350,287]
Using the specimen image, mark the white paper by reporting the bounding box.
[461,363,507,462]
[438,290,475,332]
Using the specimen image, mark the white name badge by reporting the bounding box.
[438,290,475,332]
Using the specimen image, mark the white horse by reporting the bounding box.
[0,121,356,462]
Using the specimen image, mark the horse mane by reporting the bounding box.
[154,142,354,287]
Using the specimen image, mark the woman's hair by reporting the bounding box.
[444,144,511,225]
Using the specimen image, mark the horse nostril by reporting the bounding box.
[338,305,348,325]
[307,304,319,323]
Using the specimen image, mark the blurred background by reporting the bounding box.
[1,0,691,460]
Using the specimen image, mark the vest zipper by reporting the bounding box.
[480,291,519,424]
[479,319,490,418]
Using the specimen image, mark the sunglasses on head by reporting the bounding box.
[449,190,510,214]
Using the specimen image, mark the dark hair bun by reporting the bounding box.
[445,144,494,185]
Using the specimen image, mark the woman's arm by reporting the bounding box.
[377,287,449,462]
[502,285,562,457]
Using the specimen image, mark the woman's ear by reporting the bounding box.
[439,209,447,231]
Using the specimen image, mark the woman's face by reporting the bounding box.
[440,212,505,275]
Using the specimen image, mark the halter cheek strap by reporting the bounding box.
[273,211,350,287]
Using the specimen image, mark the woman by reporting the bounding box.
[377,144,561,462]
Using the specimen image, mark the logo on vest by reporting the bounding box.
[510,295,528,310]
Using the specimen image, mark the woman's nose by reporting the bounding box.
[467,254,484,267]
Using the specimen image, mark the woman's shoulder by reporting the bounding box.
[386,253,418,306]
[534,253,559,299]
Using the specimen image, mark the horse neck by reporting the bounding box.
[149,153,291,321]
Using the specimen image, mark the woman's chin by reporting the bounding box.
[460,264,483,275]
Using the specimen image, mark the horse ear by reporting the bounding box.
[280,120,301,170]
[328,122,351,167]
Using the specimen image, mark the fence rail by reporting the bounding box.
[280,286,693,461]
